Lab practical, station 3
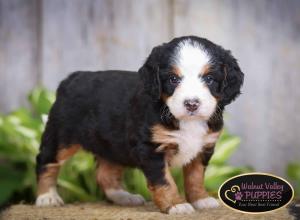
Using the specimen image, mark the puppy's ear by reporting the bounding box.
[138,46,163,101]
[219,51,244,106]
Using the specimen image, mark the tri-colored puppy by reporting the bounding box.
[35,36,244,214]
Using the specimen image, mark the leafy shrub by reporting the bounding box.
[0,88,251,206]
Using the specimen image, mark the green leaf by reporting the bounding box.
[57,179,96,202]
[28,88,55,115]
[287,163,300,180]
[210,136,241,165]
[0,164,26,205]
[171,168,184,195]
[205,165,250,192]
[124,169,150,200]
[14,126,37,139]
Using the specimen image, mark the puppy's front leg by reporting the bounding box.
[143,157,194,214]
[183,145,219,209]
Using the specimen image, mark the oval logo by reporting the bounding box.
[218,172,294,213]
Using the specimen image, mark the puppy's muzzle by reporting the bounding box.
[184,99,200,112]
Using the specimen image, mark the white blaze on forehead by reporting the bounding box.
[166,40,216,120]
[174,40,210,76]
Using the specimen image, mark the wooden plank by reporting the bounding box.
[173,0,300,175]
[0,0,39,113]
[41,0,172,90]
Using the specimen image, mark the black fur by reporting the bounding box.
[200,146,215,167]
[36,36,244,187]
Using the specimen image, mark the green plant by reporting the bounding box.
[0,88,54,205]
[205,129,252,194]
[287,162,300,197]
[0,88,251,206]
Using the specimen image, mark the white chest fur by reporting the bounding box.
[170,120,208,167]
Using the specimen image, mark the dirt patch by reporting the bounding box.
[0,202,293,220]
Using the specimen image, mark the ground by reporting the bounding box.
[0,201,295,220]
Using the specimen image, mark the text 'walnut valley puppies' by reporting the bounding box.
[35,36,244,214]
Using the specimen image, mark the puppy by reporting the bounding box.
[35,36,244,214]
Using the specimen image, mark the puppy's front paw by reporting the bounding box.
[192,197,219,209]
[168,203,195,214]
[36,188,64,207]
[106,189,145,206]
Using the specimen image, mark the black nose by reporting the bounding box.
[184,99,200,112]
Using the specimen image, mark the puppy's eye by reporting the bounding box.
[169,76,181,85]
[204,75,214,85]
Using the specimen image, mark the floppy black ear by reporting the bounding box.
[138,46,163,101]
[219,51,244,106]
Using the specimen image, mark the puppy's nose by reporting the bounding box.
[184,99,200,112]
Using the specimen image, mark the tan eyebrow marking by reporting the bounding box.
[172,66,183,77]
[200,64,211,76]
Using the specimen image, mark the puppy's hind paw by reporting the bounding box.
[192,197,219,209]
[36,188,64,207]
[168,203,195,214]
[106,189,145,206]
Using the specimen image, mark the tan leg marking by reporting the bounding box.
[96,158,124,190]
[36,144,80,206]
[183,156,208,202]
[183,154,219,209]
[56,144,81,163]
[148,165,193,214]
[37,163,60,196]
[96,158,145,206]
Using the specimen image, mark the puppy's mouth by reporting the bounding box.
[179,110,209,120]
[187,110,197,116]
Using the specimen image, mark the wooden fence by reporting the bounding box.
[1,0,300,176]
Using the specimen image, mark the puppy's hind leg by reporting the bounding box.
[36,123,80,207]
[96,158,145,206]
[36,144,80,206]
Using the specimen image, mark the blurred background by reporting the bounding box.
[0,0,299,206]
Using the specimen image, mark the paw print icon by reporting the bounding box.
[235,192,243,201]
